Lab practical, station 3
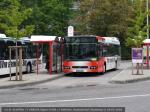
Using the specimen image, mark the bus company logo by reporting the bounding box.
[0,61,7,68]
[0,60,27,68]
[0,60,16,68]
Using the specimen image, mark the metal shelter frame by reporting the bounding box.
[30,35,63,74]
[143,39,150,68]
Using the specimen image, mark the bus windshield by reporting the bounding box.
[64,36,98,61]
[64,43,97,61]
[0,39,15,60]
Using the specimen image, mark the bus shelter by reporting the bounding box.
[143,39,150,68]
[30,35,63,74]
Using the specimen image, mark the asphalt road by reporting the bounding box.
[0,61,150,112]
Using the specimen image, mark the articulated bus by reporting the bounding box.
[63,35,121,73]
[0,34,42,75]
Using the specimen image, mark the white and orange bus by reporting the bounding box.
[63,35,121,73]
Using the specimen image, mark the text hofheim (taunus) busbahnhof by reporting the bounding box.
[2,107,125,112]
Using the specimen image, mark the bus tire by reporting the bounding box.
[26,63,32,73]
[114,61,117,70]
[102,63,106,74]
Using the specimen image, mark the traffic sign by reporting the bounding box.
[67,26,74,36]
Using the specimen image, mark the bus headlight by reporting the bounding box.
[90,66,97,69]
[64,66,70,69]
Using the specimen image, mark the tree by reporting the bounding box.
[74,0,131,59]
[75,0,129,38]
[126,0,147,48]
[20,0,74,36]
[0,0,34,80]
[126,0,148,74]
[0,0,34,40]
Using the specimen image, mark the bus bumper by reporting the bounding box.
[63,61,103,73]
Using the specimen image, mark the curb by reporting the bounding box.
[109,67,150,84]
[0,74,65,89]
[109,76,150,84]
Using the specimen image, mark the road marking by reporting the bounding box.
[0,94,150,106]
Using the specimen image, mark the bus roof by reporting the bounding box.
[103,37,120,45]
[64,35,120,45]
[66,35,96,38]
[0,38,15,45]
[0,36,14,42]
[30,35,57,42]
[0,34,6,38]
[21,37,30,41]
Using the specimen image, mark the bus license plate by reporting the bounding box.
[76,70,84,72]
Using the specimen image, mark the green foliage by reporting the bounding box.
[20,0,74,36]
[74,0,129,39]
[74,0,149,59]
[0,0,34,40]
[126,0,147,47]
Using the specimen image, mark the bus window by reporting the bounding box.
[6,40,15,59]
[0,40,5,60]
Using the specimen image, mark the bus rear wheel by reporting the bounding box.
[114,61,118,70]
[26,63,32,73]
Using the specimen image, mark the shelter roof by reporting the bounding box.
[143,39,150,45]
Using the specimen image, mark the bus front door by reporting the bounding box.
[52,42,61,72]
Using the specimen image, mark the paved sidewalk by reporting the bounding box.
[109,67,150,84]
[0,69,65,89]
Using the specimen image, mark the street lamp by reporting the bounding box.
[147,0,149,39]
[146,0,150,68]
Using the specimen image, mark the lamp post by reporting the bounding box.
[146,0,149,68]
[147,0,149,39]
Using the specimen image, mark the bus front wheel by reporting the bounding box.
[102,64,106,74]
